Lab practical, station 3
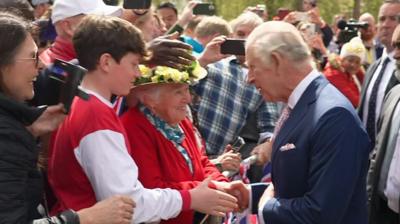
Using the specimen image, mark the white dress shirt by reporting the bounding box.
[384,102,400,213]
[363,50,395,129]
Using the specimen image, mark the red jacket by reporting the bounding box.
[39,36,76,66]
[324,63,364,108]
[121,107,228,224]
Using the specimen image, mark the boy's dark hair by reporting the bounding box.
[73,15,147,71]
[157,2,177,16]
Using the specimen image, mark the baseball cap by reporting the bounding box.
[51,0,122,24]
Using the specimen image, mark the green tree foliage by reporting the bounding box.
[151,0,382,24]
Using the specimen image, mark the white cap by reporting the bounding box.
[31,0,50,6]
[340,37,366,60]
[51,0,122,24]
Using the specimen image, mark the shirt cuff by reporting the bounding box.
[179,190,191,211]
[258,197,272,224]
[258,132,273,144]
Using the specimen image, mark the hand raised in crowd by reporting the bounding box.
[198,35,230,67]
[251,140,273,165]
[27,103,66,137]
[146,32,196,70]
[308,8,324,27]
[189,177,238,216]
[176,1,198,28]
[77,195,135,224]
[308,33,328,55]
[212,180,250,211]
[213,144,241,172]
[283,11,299,24]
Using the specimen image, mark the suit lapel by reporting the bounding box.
[272,76,328,156]
[359,59,381,116]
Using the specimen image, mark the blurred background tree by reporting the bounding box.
[150,0,382,25]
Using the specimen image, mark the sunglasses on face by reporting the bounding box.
[16,51,39,67]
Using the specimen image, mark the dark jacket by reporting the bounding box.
[0,93,78,224]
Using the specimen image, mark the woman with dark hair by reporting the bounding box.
[0,12,135,224]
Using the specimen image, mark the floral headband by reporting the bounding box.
[134,61,207,87]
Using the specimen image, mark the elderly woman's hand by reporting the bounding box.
[146,32,196,70]
[213,144,241,172]
[27,104,66,137]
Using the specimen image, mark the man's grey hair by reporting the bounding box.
[246,21,311,67]
[230,11,263,32]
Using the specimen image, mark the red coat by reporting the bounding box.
[324,63,364,108]
[121,107,228,224]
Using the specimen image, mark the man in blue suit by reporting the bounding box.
[241,21,371,224]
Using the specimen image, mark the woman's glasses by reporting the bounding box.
[16,51,39,67]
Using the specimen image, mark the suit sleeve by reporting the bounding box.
[258,108,369,224]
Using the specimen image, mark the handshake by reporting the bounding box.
[187,177,250,217]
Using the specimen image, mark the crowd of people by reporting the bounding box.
[0,0,399,224]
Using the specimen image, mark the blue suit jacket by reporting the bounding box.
[252,76,370,224]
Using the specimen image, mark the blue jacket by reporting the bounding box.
[252,76,370,224]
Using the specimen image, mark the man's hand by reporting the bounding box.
[190,177,238,216]
[78,195,135,224]
[27,104,66,137]
[198,36,230,67]
[146,33,195,69]
[213,144,241,172]
[251,140,273,165]
[212,180,249,211]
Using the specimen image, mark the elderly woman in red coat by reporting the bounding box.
[323,37,366,108]
[121,63,235,224]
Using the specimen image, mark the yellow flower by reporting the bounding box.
[171,70,183,82]
[139,65,152,78]
[151,75,159,83]
[182,71,189,81]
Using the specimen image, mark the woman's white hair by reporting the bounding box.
[133,85,163,106]
[246,21,312,68]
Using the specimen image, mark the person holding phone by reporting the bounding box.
[0,11,136,224]
[48,15,239,224]
[194,12,279,182]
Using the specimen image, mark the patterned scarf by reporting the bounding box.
[139,104,193,174]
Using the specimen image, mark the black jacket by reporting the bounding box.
[0,93,78,224]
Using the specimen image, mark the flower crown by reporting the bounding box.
[134,61,207,87]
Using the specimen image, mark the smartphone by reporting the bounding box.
[231,136,245,153]
[52,59,89,114]
[123,0,152,9]
[193,3,216,16]
[220,39,245,56]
